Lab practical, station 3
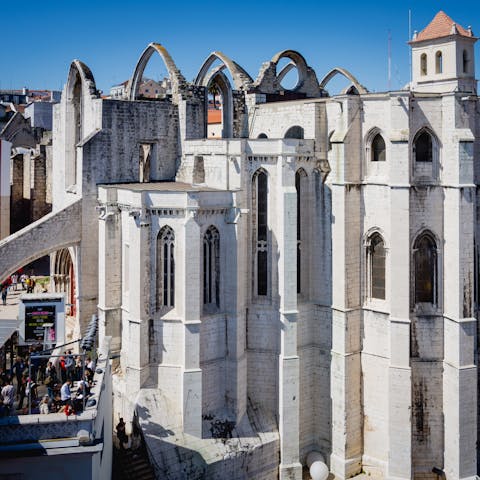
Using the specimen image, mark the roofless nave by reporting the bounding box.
[0,10,479,480]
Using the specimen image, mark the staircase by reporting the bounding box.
[113,445,156,480]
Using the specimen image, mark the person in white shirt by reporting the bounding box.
[60,379,72,405]
[1,380,15,415]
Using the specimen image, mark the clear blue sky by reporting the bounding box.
[1,0,480,94]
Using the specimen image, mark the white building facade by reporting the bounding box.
[0,10,479,480]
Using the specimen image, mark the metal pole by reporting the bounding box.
[82,353,86,412]
[28,363,31,415]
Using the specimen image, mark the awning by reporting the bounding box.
[0,319,18,348]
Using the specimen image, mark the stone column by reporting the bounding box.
[126,201,151,393]
[224,203,248,423]
[387,187,412,480]
[182,208,202,437]
[97,188,122,354]
[443,183,477,480]
[329,102,363,477]
[277,155,302,480]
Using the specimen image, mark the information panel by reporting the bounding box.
[24,305,56,343]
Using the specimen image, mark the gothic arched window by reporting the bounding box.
[414,131,433,163]
[295,169,308,294]
[253,170,268,296]
[420,53,427,76]
[367,233,386,300]
[203,226,220,307]
[435,51,443,74]
[156,226,175,309]
[414,233,437,304]
[371,134,386,162]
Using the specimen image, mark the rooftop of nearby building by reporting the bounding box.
[412,10,475,42]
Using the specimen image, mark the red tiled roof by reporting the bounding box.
[208,109,221,124]
[412,11,473,42]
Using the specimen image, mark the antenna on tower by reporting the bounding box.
[388,29,392,91]
[409,9,412,85]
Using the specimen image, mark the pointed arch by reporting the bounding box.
[365,232,386,300]
[195,51,253,90]
[413,230,438,304]
[319,67,368,94]
[412,127,438,163]
[65,60,99,101]
[128,43,186,101]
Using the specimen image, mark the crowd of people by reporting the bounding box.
[0,272,40,306]
[0,348,96,416]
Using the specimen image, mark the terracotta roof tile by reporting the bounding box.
[412,11,473,42]
[208,109,221,124]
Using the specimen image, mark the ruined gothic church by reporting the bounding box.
[2,10,480,479]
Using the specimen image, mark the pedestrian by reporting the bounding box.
[59,356,66,383]
[39,395,50,414]
[10,274,18,291]
[116,418,128,450]
[20,274,26,290]
[1,380,15,415]
[60,379,72,406]
[65,350,74,381]
[1,285,7,305]
[12,357,24,388]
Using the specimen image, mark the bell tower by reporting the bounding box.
[409,11,477,93]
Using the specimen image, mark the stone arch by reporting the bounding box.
[128,43,186,101]
[319,67,368,94]
[65,60,99,101]
[51,247,76,316]
[204,69,233,138]
[195,51,253,90]
[64,60,99,189]
[270,50,310,90]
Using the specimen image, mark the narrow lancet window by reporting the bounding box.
[414,233,437,304]
[371,134,386,162]
[157,226,175,309]
[368,234,386,300]
[253,170,268,296]
[435,51,443,74]
[414,131,433,163]
[203,226,220,307]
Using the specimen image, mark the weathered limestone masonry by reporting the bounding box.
[2,10,480,480]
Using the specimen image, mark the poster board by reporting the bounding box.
[18,293,66,346]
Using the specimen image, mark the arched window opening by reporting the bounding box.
[295,169,307,294]
[435,51,443,74]
[420,53,427,76]
[257,133,268,139]
[66,74,82,189]
[414,131,433,163]
[156,226,175,309]
[368,234,386,300]
[371,133,386,162]
[414,233,437,304]
[284,126,304,139]
[203,226,220,307]
[253,170,268,296]
[206,70,233,139]
[463,50,469,73]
